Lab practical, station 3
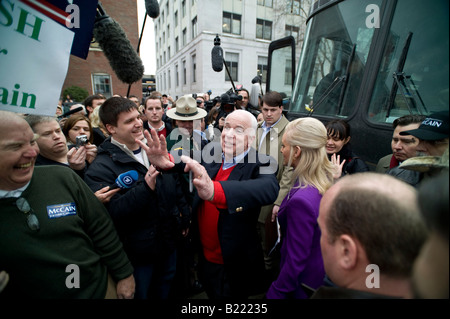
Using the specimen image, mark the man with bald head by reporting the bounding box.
[0,110,135,299]
[140,109,280,299]
[313,172,428,299]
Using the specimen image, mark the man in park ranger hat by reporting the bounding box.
[165,94,208,298]
[166,94,208,154]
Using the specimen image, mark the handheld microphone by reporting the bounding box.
[211,35,224,72]
[93,4,144,85]
[57,106,83,119]
[110,170,139,190]
[145,0,160,19]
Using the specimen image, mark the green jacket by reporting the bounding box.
[255,115,293,223]
[0,165,133,298]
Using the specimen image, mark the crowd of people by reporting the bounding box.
[0,87,448,301]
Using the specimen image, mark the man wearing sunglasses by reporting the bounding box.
[0,110,135,299]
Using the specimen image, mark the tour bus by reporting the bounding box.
[266,0,449,169]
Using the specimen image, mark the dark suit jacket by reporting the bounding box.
[191,145,280,296]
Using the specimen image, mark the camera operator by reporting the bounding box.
[236,88,260,119]
[214,91,242,131]
[196,95,206,109]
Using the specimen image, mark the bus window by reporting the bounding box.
[367,0,449,123]
[290,0,381,117]
[267,36,296,101]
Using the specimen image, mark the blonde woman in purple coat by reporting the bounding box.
[266,117,335,299]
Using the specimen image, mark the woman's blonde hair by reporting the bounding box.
[284,117,335,194]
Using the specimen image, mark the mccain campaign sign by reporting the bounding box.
[0,0,74,116]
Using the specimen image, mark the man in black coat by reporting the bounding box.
[138,109,280,299]
[84,97,190,300]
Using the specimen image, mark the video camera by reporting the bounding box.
[220,89,242,114]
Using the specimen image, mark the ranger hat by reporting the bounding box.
[400,111,449,141]
[166,95,207,121]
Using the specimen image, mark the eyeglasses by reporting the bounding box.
[16,197,40,231]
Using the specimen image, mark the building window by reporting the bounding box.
[257,56,268,83]
[286,0,301,15]
[174,10,178,27]
[175,36,179,52]
[285,24,300,41]
[168,46,171,59]
[92,74,112,98]
[223,12,241,35]
[182,28,187,46]
[182,0,186,17]
[168,70,171,89]
[225,52,239,82]
[285,59,292,85]
[182,60,187,85]
[163,51,166,64]
[164,72,167,91]
[257,0,273,7]
[256,19,272,40]
[176,64,179,87]
[167,25,170,39]
[192,54,197,83]
[192,16,197,39]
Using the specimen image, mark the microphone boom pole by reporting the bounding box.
[223,59,237,93]
[126,12,147,97]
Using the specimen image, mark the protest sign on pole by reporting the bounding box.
[0,0,75,116]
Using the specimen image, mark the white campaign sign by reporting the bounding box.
[0,0,74,116]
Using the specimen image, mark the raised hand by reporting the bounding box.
[331,153,346,179]
[136,129,175,170]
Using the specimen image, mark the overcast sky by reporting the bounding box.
[137,0,156,75]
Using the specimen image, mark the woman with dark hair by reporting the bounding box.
[62,114,97,164]
[325,119,369,177]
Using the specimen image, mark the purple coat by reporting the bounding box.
[266,183,325,299]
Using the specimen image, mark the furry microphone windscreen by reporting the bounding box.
[211,45,224,72]
[93,18,144,84]
[145,0,160,18]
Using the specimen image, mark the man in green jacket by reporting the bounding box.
[0,110,135,299]
[254,90,292,287]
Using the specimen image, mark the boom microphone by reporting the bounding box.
[57,106,83,119]
[211,35,224,72]
[93,4,144,84]
[145,0,160,19]
[110,170,139,190]
[252,75,262,84]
